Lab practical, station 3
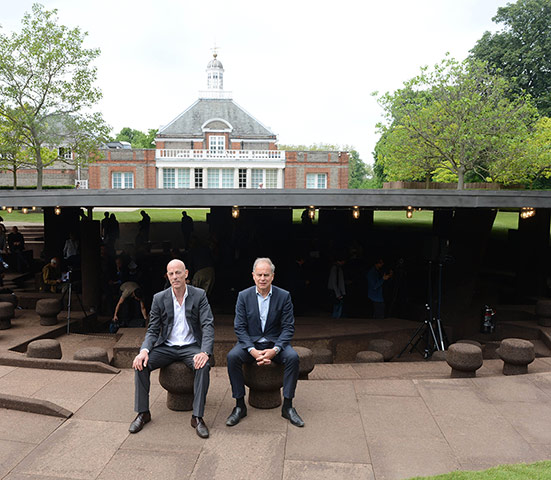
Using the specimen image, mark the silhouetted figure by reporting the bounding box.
[135,210,151,246]
[328,256,346,319]
[180,211,194,250]
[7,226,29,272]
[63,232,80,269]
[101,212,110,240]
[367,258,393,319]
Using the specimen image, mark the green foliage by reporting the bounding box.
[375,56,538,189]
[115,127,157,149]
[348,150,375,188]
[470,0,551,116]
[0,3,109,189]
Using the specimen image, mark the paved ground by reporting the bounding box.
[2,356,551,480]
[2,308,551,479]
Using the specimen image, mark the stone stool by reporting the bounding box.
[356,351,384,363]
[367,339,394,361]
[158,361,195,411]
[497,338,535,375]
[535,299,551,327]
[446,343,483,378]
[0,302,15,329]
[430,350,447,361]
[457,339,486,354]
[312,348,333,364]
[243,362,284,409]
[0,293,17,310]
[27,339,62,359]
[36,298,62,326]
[294,346,315,380]
[73,347,109,364]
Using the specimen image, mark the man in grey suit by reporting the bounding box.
[129,259,214,438]
[226,257,304,427]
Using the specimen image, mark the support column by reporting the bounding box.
[79,219,101,311]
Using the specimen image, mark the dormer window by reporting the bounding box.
[209,136,225,151]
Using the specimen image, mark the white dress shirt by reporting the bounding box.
[166,287,195,346]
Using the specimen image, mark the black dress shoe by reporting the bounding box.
[129,411,151,433]
[226,406,247,426]
[282,407,304,427]
[191,416,209,438]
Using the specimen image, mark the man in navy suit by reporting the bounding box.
[129,259,214,438]
[226,257,304,427]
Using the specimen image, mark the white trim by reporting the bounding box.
[155,137,202,142]
[156,160,285,170]
[201,118,233,132]
[230,138,276,143]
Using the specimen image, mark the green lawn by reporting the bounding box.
[407,461,551,480]
[0,207,527,235]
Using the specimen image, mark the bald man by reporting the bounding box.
[130,260,214,438]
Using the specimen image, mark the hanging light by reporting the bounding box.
[31,206,36,211]
[6,207,13,214]
[352,206,360,219]
[231,206,240,219]
[21,207,28,214]
[1,206,5,210]
[308,206,316,220]
[406,206,414,219]
[54,206,61,216]
[520,207,536,219]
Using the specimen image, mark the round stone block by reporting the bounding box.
[159,361,195,411]
[430,350,447,361]
[0,293,17,309]
[36,298,62,326]
[456,339,484,353]
[27,339,62,359]
[73,347,109,364]
[243,362,284,409]
[0,302,15,329]
[497,338,535,375]
[356,351,384,363]
[367,339,394,361]
[446,343,483,378]
[294,346,314,380]
[312,348,333,364]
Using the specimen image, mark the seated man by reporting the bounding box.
[112,281,148,327]
[226,257,304,428]
[42,257,62,293]
[130,259,214,438]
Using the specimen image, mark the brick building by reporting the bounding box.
[1,53,349,189]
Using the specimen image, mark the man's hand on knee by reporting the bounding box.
[254,348,277,366]
[193,352,209,369]
[133,349,149,371]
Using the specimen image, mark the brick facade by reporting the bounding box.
[284,151,349,189]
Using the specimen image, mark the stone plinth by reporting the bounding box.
[446,343,483,378]
[0,302,15,329]
[367,339,394,361]
[312,348,333,364]
[73,347,109,364]
[243,362,284,409]
[356,351,384,363]
[36,298,62,326]
[27,339,62,359]
[497,338,535,375]
[294,346,314,380]
[158,361,194,411]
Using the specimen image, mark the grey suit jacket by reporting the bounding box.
[141,284,214,354]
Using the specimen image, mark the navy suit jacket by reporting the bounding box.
[234,285,295,351]
[141,285,214,354]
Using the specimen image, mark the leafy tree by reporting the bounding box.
[348,150,375,188]
[491,116,551,187]
[0,3,108,189]
[470,0,551,116]
[115,127,157,148]
[0,116,28,188]
[375,57,538,189]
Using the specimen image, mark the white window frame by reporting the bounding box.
[112,172,134,189]
[209,135,225,151]
[306,173,327,189]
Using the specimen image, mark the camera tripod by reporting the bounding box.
[398,260,448,359]
[60,280,88,334]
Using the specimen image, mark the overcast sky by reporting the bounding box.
[1,0,511,164]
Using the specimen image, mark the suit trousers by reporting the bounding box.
[134,343,210,417]
[226,342,299,400]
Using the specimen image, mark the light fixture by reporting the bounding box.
[231,206,240,219]
[54,206,61,216]
[31,206,36,211]
[308,206,316,220]
[6,207,13,214]
[406,206,414,219]
[520,207,536,219]
[352,206,360,219]
[1,206,5,210]
[22,207,28,214]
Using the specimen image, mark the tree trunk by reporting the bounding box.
[457,167,465,190]
[36,146,43,190]
[12,168,17,189]
[425,175,431,189]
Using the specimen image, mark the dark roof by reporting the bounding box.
[158,99,275,139]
